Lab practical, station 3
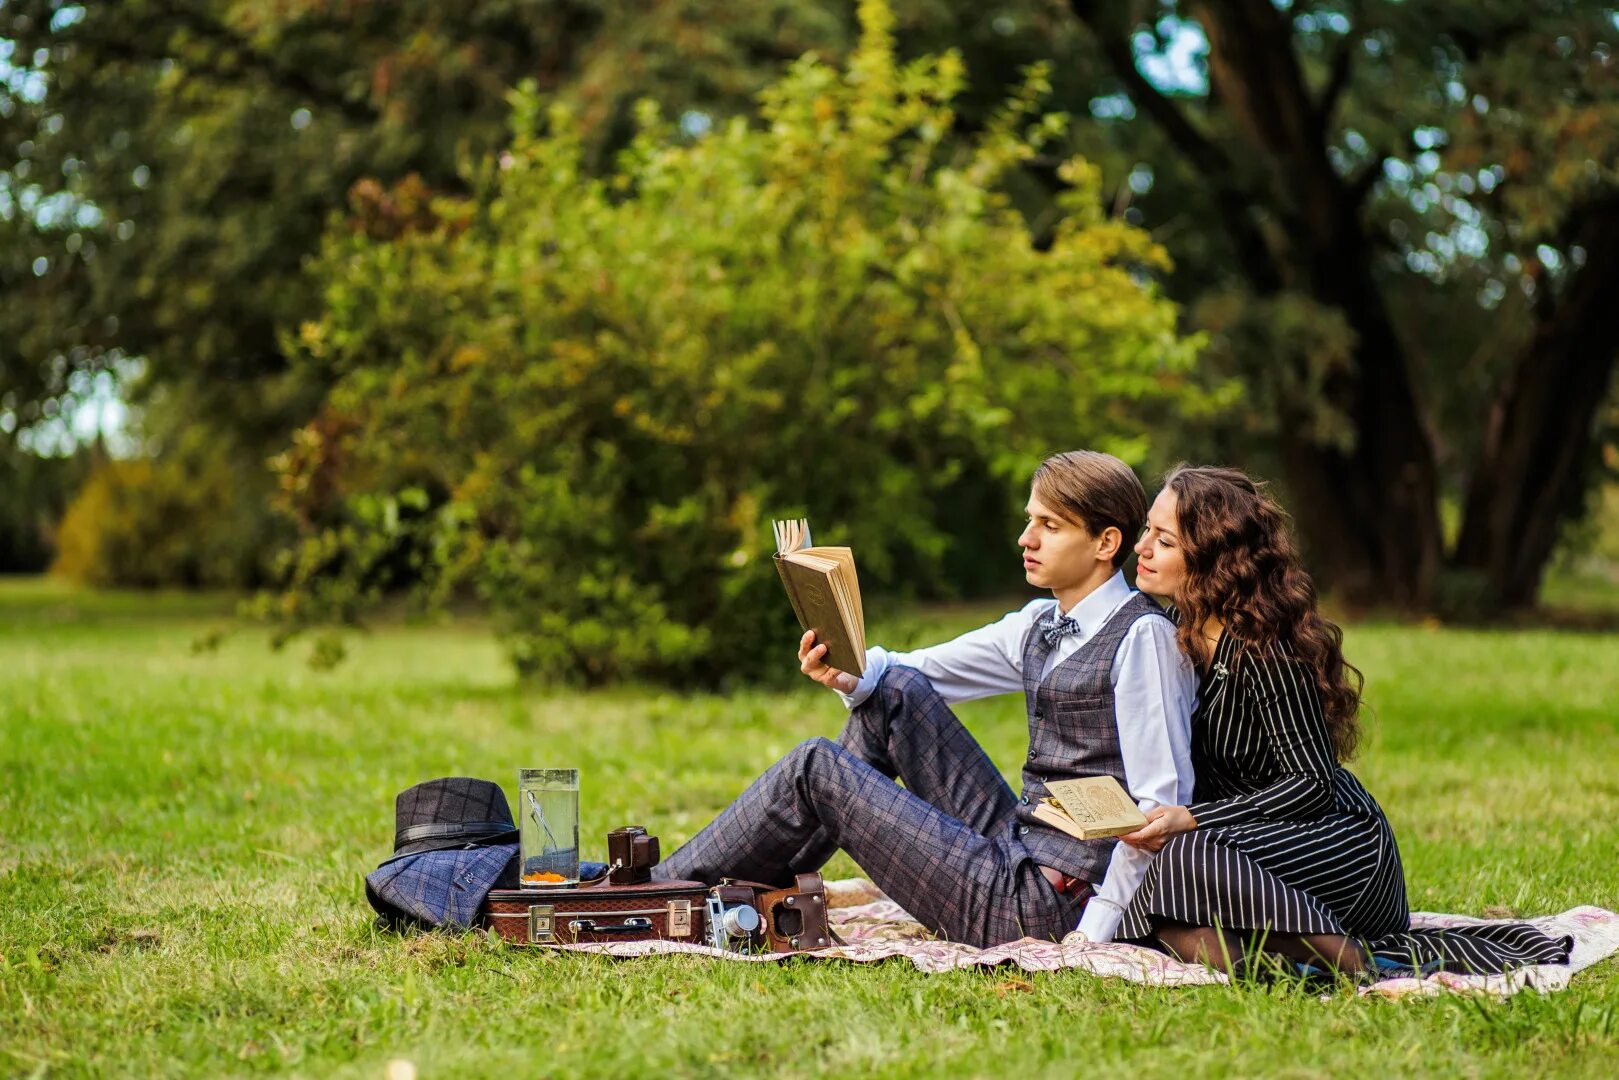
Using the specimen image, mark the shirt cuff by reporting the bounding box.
[1076,896,1124,943]
[835,648,888,710]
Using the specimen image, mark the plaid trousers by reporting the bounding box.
[655,666,1084,947]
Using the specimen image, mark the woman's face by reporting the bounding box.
[1134,487,1187,600]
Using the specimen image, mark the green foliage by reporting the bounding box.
[3,0,859,586]
[270,2,1200,686]
[51,434,284,589]
[1067,0,1619,455]
[0,0,904,440]
[0,0,1074,590]
[1187,289,1357,453]
[10,1,1619,607]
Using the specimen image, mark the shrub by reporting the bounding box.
[270,0,1201,685]
[52,439,282,589]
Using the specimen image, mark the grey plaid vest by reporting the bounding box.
[1014,590,1168,884]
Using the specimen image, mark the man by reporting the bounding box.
[655,450,1195,946]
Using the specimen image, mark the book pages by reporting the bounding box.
[773,518,813,554]
[770,518,866,674]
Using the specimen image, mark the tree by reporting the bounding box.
[10,0,1616,613]
[1,0,867,582]
[0,0,892,428]
[1060,0,1619,610]
[269,1,1201,685]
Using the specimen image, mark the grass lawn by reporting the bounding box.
[2,575,1618,1078]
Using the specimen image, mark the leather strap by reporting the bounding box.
[717,876,780,893]
[395,821,518,848]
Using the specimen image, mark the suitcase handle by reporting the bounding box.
[567,917,653,935]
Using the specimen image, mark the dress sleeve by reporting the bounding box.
[1185,641,1337,829]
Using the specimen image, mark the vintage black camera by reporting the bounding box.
[606,825,660,885]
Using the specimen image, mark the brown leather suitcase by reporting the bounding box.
[484,877,710,946]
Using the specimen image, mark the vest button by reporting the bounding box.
[1019,825,1030,836]
[1020,795,1029,806]
[1033,711,1043,722]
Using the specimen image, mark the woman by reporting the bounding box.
[1116,465,1571,976]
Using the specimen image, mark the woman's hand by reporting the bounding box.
[1118,805,1197,853]
[799,630,859,694]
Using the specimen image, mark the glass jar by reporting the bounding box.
[517,767,580,886]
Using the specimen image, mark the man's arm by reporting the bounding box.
[826,598,1052,710]
[1075,614,1196,942]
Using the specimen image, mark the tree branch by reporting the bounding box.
[1065,1,1284,291]
[1066,0,1231,179]
[1316,30,1361,127]
[1347,155,1385,206]
[1194,0,1339,181]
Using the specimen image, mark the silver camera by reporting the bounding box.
[704,885,764,952]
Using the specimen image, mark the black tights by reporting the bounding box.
[1154,920,1372,979]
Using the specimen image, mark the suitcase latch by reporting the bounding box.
[668,899,693,938]
[528,904,556,943]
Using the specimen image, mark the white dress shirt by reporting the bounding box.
[833,571,1196,942]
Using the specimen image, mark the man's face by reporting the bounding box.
[1019,489,1106,594]
[1134,487,1186,600]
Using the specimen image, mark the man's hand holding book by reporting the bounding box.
[798,629,859,694]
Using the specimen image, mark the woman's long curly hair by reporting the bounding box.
[1164,465,1364,761]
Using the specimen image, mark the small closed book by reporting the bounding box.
[1033,776,1148,840]
[772,518,866,677]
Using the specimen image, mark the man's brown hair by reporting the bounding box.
[1030,451,1147,568]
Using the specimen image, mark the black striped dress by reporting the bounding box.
[1115,628,1572,973]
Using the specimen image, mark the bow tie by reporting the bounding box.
[1040,612,1083,646]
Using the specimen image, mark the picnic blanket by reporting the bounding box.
[523,879,1619,998]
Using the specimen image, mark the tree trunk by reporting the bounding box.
[1063,2,1433,603]
[1190,0,1446,606]
[1067,0,1619,613]
[1450,198,1619,608]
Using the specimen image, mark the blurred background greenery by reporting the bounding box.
[4,0,1618,684]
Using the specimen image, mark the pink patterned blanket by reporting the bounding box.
[524,880,1619,998]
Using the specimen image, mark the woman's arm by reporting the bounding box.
[1183,641,1338,829]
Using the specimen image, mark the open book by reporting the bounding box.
[772,518,866,676]
[1031,776,1148,841]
